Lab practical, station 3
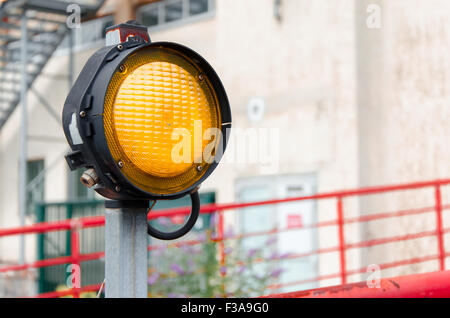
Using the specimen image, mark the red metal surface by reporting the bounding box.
[263,270,450,298]
[336,196,346,284]
[0,178,449,298]
[70,222,81,298]
[435,185,445,271]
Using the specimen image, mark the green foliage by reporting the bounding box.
[148,230,283,298]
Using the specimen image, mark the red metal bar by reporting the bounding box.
[345,205,439,224]
[345,229,438,250]
[34,283,101,298]
[147,178,450,217]
[435,185,445,271]
[263,270,450,298]
[70,223,81,298]
[0,178,449,297]
[0,215,105,237]
[336,196,346,284]
[0,251,104,273]
[1,180,449,239]
[0,255,74,272]
[0,214,446,274]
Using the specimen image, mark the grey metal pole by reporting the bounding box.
[67,28,75,200]
[68,28,74,87]
[18,12,28,265]
[105,204,148,298]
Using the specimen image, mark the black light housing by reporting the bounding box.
[62,23,231,239]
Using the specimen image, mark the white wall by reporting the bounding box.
[356,0,450,277]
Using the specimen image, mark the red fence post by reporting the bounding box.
[70,222,81,298]
[435,185,445,271]
[337,196,347,284]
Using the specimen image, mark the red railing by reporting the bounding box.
[0,178,449,298]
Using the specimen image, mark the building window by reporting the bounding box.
[141,6,159,26]
[27,159,45,215]
[165,1,183,23]
[138,0,215,30]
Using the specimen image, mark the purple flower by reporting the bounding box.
[268,251,279,260]
[156,244,168,252]
[197,232,207,243]
[152,244,167,256]
[170,263,185,275]
[148,272,159,285]
[180,245,192,253]
[237,265,246,274]
[279,252,292,259]
[209,213,218,228]
[224,247,233,255]
[224,227,234,239]
[157,217,172,227]
[219,266,227,275]
[247,248,258,258]
[270,268,284,278]
[266,236,277,245]
[190,245,202,254]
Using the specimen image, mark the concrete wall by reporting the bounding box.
[356,0,450,277]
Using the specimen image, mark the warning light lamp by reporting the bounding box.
[62,21,231,240]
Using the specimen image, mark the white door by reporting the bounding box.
[236,174,317,293]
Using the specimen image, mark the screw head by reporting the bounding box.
[115,185,122,192]
[79,111,86,118]
[119,64,126,73]
[118,160,124,168]
[117,44,124,51]
[196,165,203,172]
[198,73,204,81]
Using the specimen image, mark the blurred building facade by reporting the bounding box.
[0,0,449,294]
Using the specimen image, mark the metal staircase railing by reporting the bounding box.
[0,0,105,131]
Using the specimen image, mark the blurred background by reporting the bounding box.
[0,0,449,297]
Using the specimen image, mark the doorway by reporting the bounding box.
[236,173,318,293]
